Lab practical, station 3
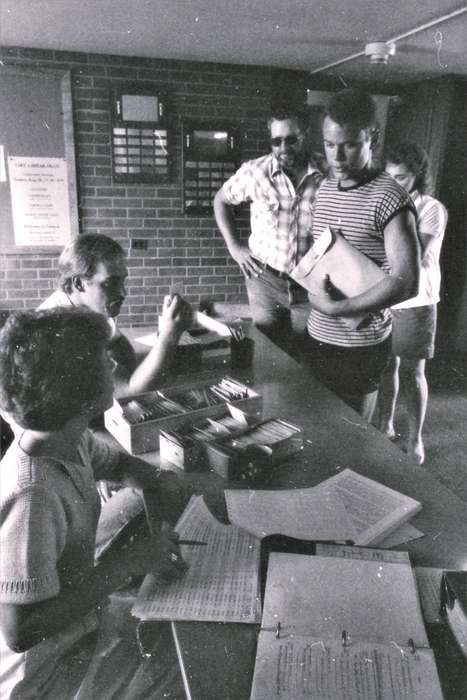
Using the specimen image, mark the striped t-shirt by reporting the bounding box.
[307,171,415,347]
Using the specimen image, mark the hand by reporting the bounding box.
[308,275,345,316]
[159,294,193,340]
[229,243,263,279]
[125,526,187,582]
[96,480,114,503]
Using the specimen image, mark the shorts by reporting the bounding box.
[391,305,437,359]
[303,332,391,397]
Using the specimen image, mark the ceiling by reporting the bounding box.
[1,0,467,85]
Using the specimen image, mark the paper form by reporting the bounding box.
[378,522,424,548]
[414,567,453,623]
[251,637,443,700]
[261,555,429,649]
[131,495,261,623]
[315,543,411,564]
[134,332,158,347]
[225,487,356,541]
[314,469,421,546]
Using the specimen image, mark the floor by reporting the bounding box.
[383,356,467,503]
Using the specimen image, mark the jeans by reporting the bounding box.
[244,265,308,358]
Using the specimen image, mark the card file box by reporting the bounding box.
[104,377,262,454]
[205,418,303,480]
[159,403,256,470]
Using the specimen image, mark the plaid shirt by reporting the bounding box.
[222,153,323,273]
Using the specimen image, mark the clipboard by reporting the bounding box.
[290,226,388,330]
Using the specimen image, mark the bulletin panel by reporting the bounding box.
[0,65,79,253]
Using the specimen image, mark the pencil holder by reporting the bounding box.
[230,337,254,368]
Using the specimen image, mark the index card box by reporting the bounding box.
[205,418,304,480]
[104,377,262,455]
[159,403,257,471]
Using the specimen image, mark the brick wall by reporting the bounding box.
[0,46,306,325]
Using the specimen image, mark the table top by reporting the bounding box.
[120,324,467,700]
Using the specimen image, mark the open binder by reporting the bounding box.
[251,553,444,700]
[290,226,388,330]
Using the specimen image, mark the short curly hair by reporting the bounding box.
[385,140,432,195]
[58,234,125,294]
[0,307,111,431]
[324,88,377,132]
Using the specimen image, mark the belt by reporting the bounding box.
[252,258,290,280]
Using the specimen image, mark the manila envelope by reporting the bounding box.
[290,227,387,330]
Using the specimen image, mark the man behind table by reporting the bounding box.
[39,233,192,397]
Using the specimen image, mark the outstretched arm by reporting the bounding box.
[114,294,192,397]
[308,209,420,317]
[213,188,262,278]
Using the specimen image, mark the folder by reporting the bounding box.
[290,226,388,330]
[251,553,444,699]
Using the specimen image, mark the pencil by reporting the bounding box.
[178,539,207,546]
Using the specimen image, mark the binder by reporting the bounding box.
[290,226,388,330]
[250,553,444,700]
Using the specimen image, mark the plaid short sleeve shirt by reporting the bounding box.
[222,153,323,273]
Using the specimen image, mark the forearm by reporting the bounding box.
[125,329,180,395]
[4,553,133,651]
[213,193,240,254]
[112,452,161,490]
[329,273,416,317]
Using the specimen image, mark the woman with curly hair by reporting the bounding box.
[0,307,188,698]
[379,141,448,465]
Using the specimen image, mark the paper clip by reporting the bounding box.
[275,622,281,639]
[408,638,416,655]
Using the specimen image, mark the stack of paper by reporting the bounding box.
[131,495,261,624]
[225,468,422,547]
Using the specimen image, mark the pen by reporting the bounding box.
[178,539,207,546]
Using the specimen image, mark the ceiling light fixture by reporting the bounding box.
[364,42,396,65]
[309,5,467,74]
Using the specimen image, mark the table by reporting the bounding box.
[120,325,467,699]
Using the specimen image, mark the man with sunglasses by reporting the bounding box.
[214,108,324,355]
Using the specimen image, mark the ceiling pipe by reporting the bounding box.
[309,5,467,75]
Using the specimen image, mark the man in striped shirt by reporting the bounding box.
[214,109,323,355]
[304,89,420,420]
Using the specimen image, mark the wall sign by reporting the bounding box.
[9,157,71,247]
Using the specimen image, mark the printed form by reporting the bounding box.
[132,495,261,623]
[225,486,355,541]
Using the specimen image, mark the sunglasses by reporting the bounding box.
[270,135,300,147]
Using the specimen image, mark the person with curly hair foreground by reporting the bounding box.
[0,308,189,698]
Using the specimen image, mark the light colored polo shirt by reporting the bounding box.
[392,192,447,309]
[0,430,115,698]
[38,289,117,337]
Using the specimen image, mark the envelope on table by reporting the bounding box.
[290,226,388,330]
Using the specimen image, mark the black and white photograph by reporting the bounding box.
[1,2,466,698]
